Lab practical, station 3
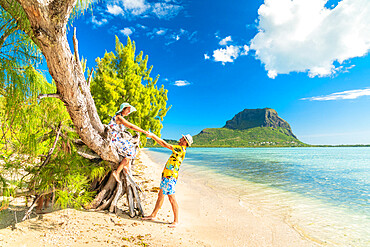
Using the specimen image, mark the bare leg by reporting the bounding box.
[113,157,129,182]
[168,194,179,227]
[142,189,165,220]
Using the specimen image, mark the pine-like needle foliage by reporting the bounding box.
[0,66,108,210]
[0,4,107,210]
[91,36,171,146]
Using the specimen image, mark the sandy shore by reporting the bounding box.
[0,150,318,247]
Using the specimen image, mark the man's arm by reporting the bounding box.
[148,133,173,151]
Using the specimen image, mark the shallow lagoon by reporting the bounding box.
[145,147,370,246]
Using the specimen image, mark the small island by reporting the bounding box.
[149,108,307,147]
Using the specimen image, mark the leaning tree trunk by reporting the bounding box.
[0,0,144,216]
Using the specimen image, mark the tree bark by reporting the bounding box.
[4,0,117,163]
[0,0,144,216]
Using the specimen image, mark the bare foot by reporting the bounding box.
[168,222,179,228]
[123,166,129,174]
[112,171,120,182]
[142,216,155,221]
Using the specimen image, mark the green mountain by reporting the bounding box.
[192,108,305,147]
[224,108,296,138]
[193,127,304,147]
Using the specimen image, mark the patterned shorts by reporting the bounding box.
[160,177,177,195]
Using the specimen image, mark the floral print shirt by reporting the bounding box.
[162,145,186,180]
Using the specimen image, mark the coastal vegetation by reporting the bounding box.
[91,36,170,146]
[146,127,306,147]
[0,1,168,215]
[192,127,305,147]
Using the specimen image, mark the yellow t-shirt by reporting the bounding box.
[162,145,186,180]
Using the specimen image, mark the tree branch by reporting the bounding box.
[72,27,81,69]
[37,93,61,100]
[48,0,77,25]
[22,189,56,221]
[0,0,33,39]
[0,22,18,49]
[5,0,120,165]
[36,122,62,173]
[0,19,12,33]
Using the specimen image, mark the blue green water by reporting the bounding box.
[145,147,370,246]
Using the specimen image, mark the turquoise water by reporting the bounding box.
[145,147,370,246]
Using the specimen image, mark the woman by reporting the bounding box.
[109,102,148,182]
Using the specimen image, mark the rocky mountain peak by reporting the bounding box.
[223,108,297,138]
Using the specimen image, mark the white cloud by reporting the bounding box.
[152,2,183,19]
[156,29,167,35]
[120,27,134,36]
[267,70,277,79]
[188,31,198,43]
[147,28,167,38]
[107,4,124,15]
[91,15,108,26]
[165,34,180,45]
[213,46,240,64]
[122,0,149,15]
[301,88,370,101]
[219,36,232,46]
[214,31,220,39]
[250,0,370,79]
[146,27,196,45]
[174,80,190,86]
[206,35,249,64]
[241,45,249,55]
[104,0,183,19]
[136,24,147,29]
[212,45,249,65]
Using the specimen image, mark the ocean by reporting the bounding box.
[145,147,370,246]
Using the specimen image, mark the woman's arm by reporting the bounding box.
[147,132,173,151]
[116,115,149,135]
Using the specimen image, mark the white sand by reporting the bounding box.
[0,150,318,247]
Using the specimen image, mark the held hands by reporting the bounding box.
[145,131,154,138]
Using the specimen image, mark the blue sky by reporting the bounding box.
[68,0,370,145]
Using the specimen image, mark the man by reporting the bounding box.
[143,133,193,228]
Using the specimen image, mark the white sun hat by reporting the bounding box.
[182,134,193,146]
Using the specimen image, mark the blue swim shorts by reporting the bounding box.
[160,177,177,195]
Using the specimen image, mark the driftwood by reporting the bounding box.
[22,189,56,221]
[82,133,145,217]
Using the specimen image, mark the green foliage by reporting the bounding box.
[0,6,41,67]
[71,0,96,20]
[0,7,43,208]
[192,127,307,147]
[0,62,103,209]
[91,36,170,146]
[36,151,105,210]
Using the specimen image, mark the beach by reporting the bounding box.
[0,150,317,247]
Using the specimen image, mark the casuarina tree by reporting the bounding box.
[0,0,161,216]
[91,36,170,147]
